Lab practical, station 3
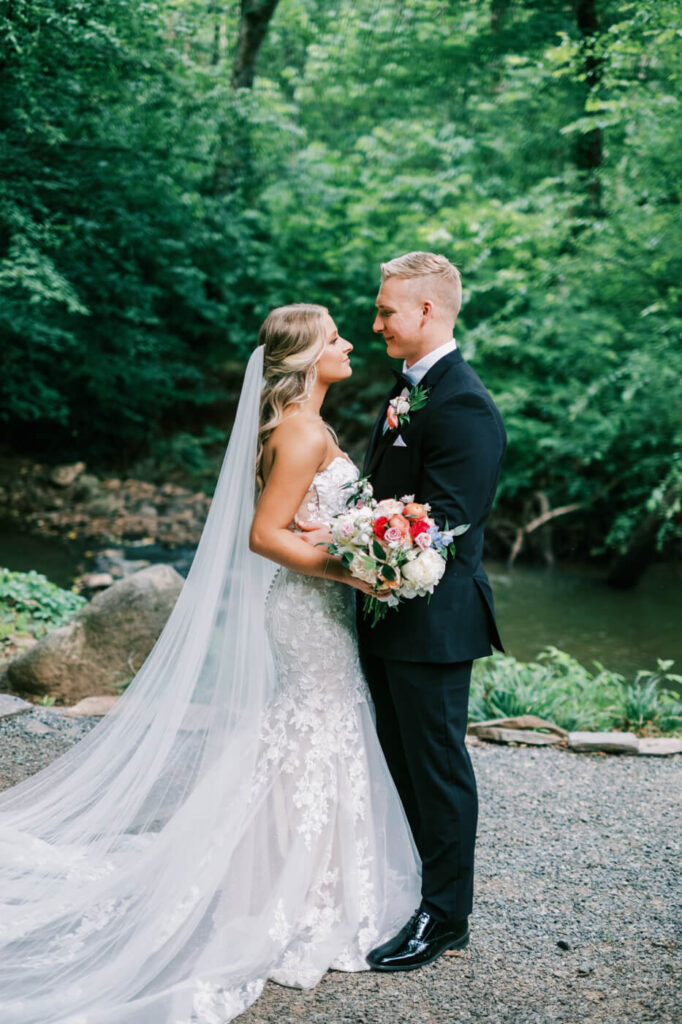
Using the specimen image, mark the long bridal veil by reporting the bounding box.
[0,346,279,1022]
[0,345,419,1024]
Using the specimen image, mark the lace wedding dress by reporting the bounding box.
[254,454,420,985]
[0,363,420,1024]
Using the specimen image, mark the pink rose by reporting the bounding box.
[415,532,432,550]
[388,514,411,539]
[384,526,403,544]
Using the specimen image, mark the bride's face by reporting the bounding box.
[315,314,353,385]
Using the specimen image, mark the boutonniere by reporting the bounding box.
[387,384,430,431]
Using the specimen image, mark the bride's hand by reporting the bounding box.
[295,517,332,547]
[336,567,393,599]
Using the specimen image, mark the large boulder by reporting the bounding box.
[3,565,184,703]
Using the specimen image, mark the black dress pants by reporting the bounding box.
[360,652,477,922]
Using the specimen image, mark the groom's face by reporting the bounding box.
[373,276,425,365]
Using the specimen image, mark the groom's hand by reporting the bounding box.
[295,518,332,548]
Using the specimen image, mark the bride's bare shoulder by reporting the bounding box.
[263,411,328,478]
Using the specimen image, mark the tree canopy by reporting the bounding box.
[1,0,680,568]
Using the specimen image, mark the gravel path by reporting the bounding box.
[1,711,680,1024]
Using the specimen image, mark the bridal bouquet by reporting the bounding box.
[326,477,469,626]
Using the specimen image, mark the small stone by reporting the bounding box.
[63,696,119,717]
[637,737,682,756]
[557,939,571,950]
[50,462,86,486]
[577,962,594,976]
[568,731,639,754]
[0,693,34,720]
[22,719,52,735]
[78,572,115,591]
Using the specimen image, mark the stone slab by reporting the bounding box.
[637,737,682,756]
[469,714,568,738]
[63,696,119,717]
[0,693,34,720]
[568,731,639,754]
[474,726,562,746]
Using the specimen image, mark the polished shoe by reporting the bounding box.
[366,909,469,972]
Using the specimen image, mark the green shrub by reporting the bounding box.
[0,568,86,638]
[471,648,682,737]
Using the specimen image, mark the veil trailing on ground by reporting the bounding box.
[0,346,284,1022]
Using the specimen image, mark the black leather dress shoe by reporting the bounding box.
[366,910,469,972]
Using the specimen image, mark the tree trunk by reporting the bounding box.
[210,4,226,66]
[231,0,281,89]
[490,0,511,33]
[606,516,659,589]
[573,0,603,216]
[206,0,280,196]
[606,485,677,589]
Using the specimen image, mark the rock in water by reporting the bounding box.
[4,565,184,703]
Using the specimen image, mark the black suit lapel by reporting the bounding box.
[363,404,388,476]
[366,423,398,476]
[362,378,400,475]
[363,351,464,477]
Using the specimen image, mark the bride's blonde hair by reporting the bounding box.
[256,303,329,494]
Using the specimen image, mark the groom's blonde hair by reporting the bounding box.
[380,252,462,321]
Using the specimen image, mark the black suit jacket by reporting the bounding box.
[358,349,506,663]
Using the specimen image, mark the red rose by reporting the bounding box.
[373,516,389,539]
[409,518,430,539]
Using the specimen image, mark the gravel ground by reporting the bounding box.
[1,710,680,1024]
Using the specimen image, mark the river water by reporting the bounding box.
[1,522,680,682]
[488,559,682,679]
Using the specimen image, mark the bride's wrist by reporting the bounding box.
[322,556,344,583]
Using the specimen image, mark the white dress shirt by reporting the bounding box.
[402,338,457,387]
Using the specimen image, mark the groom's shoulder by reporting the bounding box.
[427,358,505,445]
[430,355,498,410]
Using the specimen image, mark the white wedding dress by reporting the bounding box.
[0,353,420,1024]
[255,454,420,984]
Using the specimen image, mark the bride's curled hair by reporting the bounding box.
[256,303,329,494]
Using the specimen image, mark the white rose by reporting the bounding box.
[330,514,356,544]
[394,396,410,415]
[349,554,378,586]
[375,499,404,517]
[401,548,446,591]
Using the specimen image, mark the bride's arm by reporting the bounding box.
[249,419,363,588]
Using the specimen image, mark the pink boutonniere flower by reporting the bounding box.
[387,384,430,431]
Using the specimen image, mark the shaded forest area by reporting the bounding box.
[1,0,680,581]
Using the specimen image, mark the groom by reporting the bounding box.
[359,252,506,971]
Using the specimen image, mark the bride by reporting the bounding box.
[0,303,420,1023]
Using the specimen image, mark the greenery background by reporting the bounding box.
[1,0,680,574]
